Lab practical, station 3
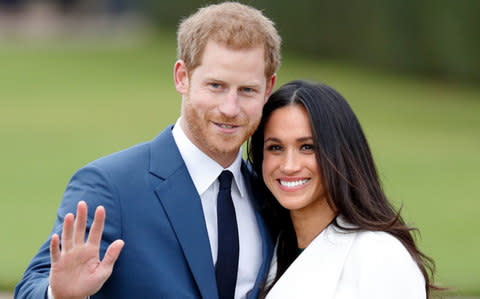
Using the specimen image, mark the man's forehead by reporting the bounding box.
[191,41,267,78]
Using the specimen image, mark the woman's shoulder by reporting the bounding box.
[354,230,407,254]
[333,218,412,261]
[337,229,426,298]
[345,230,425,282]
[347,230,414,266]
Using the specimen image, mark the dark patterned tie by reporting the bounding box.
[215,170,239,299]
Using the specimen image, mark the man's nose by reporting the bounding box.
[218,90,240,117]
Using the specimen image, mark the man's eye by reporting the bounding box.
[242,87,253,93]
[210,83,221,88]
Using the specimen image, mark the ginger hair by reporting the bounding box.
[177,2,281,78]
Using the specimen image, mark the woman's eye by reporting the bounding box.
[301,144,314,151]
[266,144,282,151]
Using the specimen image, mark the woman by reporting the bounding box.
[248,80,437,298]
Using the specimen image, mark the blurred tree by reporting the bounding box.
[139,0,480,83]
[0,0,24,11]
[57,0,78,13]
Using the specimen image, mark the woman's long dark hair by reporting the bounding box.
[248,80,438,297]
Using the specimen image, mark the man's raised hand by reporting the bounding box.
[49,201,124,299]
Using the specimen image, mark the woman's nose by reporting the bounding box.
[280,150,301,174]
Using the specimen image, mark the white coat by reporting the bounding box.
[265,217,426,299]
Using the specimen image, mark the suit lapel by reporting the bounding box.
[266,223,357,299]
[242,164,274,298]
[150,126,218,299]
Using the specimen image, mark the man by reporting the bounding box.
[14,2,281,299]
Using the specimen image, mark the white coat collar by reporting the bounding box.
[266,216,358,299]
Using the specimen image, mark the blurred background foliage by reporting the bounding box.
[141,0,480,83]
[3,0,478,81]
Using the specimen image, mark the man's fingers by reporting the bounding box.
[50,234,60,263]
[87,206,106,246]
[73,201,88,245]
[99,240,124,274]
[61,213,74,251]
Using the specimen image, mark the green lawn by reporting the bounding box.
[1,34,479,296]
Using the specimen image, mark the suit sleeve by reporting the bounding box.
[14,164,122,299]
[342,231,426,299]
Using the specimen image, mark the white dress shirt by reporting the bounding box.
[172,118,263,299]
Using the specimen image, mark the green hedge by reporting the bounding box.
[140,0,479,82]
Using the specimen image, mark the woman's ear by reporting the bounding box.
[174,60,189,94]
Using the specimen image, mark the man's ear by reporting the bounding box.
[174,60,189,94]
[264,73,277,102]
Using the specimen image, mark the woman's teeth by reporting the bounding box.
[279,179,309,188]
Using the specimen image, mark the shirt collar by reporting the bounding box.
[172,118,246,197]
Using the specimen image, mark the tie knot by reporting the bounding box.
[218,170,233,191]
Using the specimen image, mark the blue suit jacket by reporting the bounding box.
[15,125,273,299]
